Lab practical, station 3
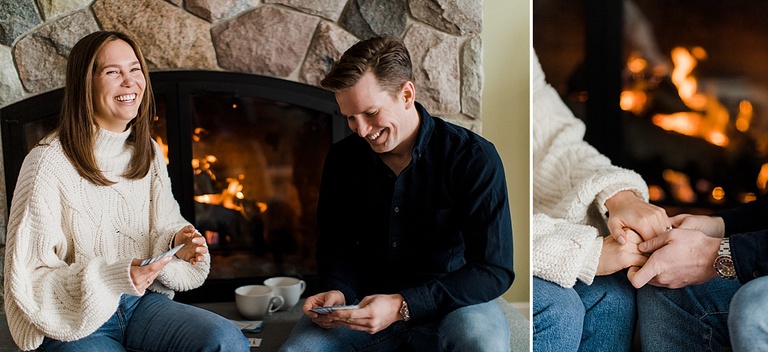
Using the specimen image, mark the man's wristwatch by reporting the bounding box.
[713,237,737,280]
[400,299,411,321]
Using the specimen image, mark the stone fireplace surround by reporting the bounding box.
[0,0,484,309]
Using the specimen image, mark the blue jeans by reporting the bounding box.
[637,278,742,351]
[278,300,509,352]
[39,292,249,352]
[533,272,636,352]
[730,276,768,352]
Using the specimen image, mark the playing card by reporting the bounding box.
[310,305,360,314]
[140,244,185,266]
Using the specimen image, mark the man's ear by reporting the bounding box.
[401,81,415,108]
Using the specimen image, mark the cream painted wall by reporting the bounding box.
[481,0,530,304]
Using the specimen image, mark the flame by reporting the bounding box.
[648,184,665,202]
[757,163,768,193]
[620,90,648,115]
[647,47,731,147]
[620,54,651,114]
[192,155,218,180]
[662,169,696,203]
[155,136,169,164]
[194,176,245,212]
[192,164,269,215]
[735,100,753,132]
[670,47,707,110]
[711,186,725,201]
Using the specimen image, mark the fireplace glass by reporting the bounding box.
[534,0,768,215]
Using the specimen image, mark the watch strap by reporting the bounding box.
[718,237,731,256]
[400,299,411,321]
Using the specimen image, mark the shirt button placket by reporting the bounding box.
[392,206,400,249]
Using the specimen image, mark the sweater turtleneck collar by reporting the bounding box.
[94,127,132,158]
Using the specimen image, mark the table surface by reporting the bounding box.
[192,300,305,351]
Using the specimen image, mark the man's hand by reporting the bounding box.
[627,227,721,288]
[303,290,347,329]
[670,214,725,238]
[605,190,672,243]
[330,294,403,334]
[596,228,647,276]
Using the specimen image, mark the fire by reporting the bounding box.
[621,46,766,203]
[670,47,706,110]
[621,46,753,148]
[649,47,731,147]
[192,157,268,215]
[735,100,753,132]
[662,169,696,203]
[757,163,768,193]
[155,136,169,164]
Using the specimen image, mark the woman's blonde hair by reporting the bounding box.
[58,30,155,186]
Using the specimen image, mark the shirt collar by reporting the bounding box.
[412,102,434,161]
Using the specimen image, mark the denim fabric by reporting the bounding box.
[39,293,249,352]
[533,272,636,352]
[278,301,509,352]
[729,276,768,352]
[637,278,741,352]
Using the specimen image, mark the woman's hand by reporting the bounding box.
[172,225,208,264]
[597,228,647,276]
[605,190,671,243]
[130,256,171,291]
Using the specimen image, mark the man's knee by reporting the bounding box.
[441,302,510,352]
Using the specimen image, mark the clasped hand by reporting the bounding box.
[603,193,722,289]
[303,290,403,334]
[626,214,722,289]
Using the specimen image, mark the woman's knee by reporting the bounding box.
[534,278,585,325]
[729,278,768,331]
[198,317,250,351]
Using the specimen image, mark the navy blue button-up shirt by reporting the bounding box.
[316,102,515,321]
[716,196,768,283]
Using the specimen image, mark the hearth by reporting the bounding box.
[1,72,348,302]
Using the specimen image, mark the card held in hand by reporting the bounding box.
[140,244,185,266]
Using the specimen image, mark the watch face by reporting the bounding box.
[715,255,736,279]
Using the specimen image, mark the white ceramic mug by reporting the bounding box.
[235,285,285,319]
[264,276,306,311]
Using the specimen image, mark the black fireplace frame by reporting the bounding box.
[1,71,348,302]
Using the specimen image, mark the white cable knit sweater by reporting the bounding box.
[532,51,649,288]
[3,128,210,351]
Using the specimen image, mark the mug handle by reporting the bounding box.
[299,280,306,295]
[269,295,285,313]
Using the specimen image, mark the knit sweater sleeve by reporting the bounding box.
[532,213,603,287]
[531,51,649,287]
[3,145,138,350]
[148,141,210,293]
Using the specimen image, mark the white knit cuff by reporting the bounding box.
[577,237,604,285]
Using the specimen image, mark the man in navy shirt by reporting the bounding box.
[279,36,515,352]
